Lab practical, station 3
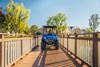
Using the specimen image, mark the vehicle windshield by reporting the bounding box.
[43,28,56,35]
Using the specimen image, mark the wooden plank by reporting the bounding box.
[11,47,77,67]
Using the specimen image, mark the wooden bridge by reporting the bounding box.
[0,33,100,67]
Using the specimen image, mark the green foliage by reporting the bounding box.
[0,15,5,32]
[30,25,38,34]
[36,32,42,35]
[0,14,5,23]
[85,28,93,33]
[1,0,30,34]
[89,14,100,32]
[46,13,68,33]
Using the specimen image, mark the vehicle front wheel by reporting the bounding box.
[41,42,46,50]
[54,41,59,50]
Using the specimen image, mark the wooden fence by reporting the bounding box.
[0,34,38,67]
[59,32,100,67]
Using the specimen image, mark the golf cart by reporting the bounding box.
[41,26,59,50]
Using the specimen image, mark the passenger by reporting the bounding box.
[48,29,54,35]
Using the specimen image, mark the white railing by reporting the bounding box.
[59,32,100,67]
[0,34,38,67]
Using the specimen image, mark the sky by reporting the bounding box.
[0,0,100,30]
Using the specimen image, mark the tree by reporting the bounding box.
[85,28,93,33]
[0,8,5,23]
[19,22,30,34]
[89,14,100,32]
[47,13,68,34]
[0,8,6,32]
[47,16,55,26]
[36,32,42,35]
[4,0,30,33]
[30,25,38,34]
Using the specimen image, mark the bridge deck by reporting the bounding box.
[11,46,77,67]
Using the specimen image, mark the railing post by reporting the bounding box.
[38,35,40,46]
[31,36,33,49]
[59,35,61,44]
[67,34,69,50]
[63,34,64,46]
[93,33,98,67]
[60,36,61,44]
[37,36,38,46]
[75,33,77,58]
[0,34,4,67]
[21,35,23,55]
[30,37,32,50]
[34,36,36,47]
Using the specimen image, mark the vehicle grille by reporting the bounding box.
[47,38,52,44]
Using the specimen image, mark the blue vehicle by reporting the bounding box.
[41,26,59,50]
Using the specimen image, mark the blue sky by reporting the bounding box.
[0,0,100,30]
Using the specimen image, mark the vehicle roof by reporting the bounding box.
[43,26,57,28]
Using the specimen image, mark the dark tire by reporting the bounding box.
[41,42,46,50]
[54,41,59,50]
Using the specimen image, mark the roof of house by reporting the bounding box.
[43,26,57,28]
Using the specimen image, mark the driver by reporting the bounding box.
[48,29,53,35]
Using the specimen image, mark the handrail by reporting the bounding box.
[59,32,99,67]
[0,34,39,67]
[67,32,100,35]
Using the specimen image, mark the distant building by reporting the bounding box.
[38,28,43,33]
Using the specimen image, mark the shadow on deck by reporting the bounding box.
[11,46,84,67]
